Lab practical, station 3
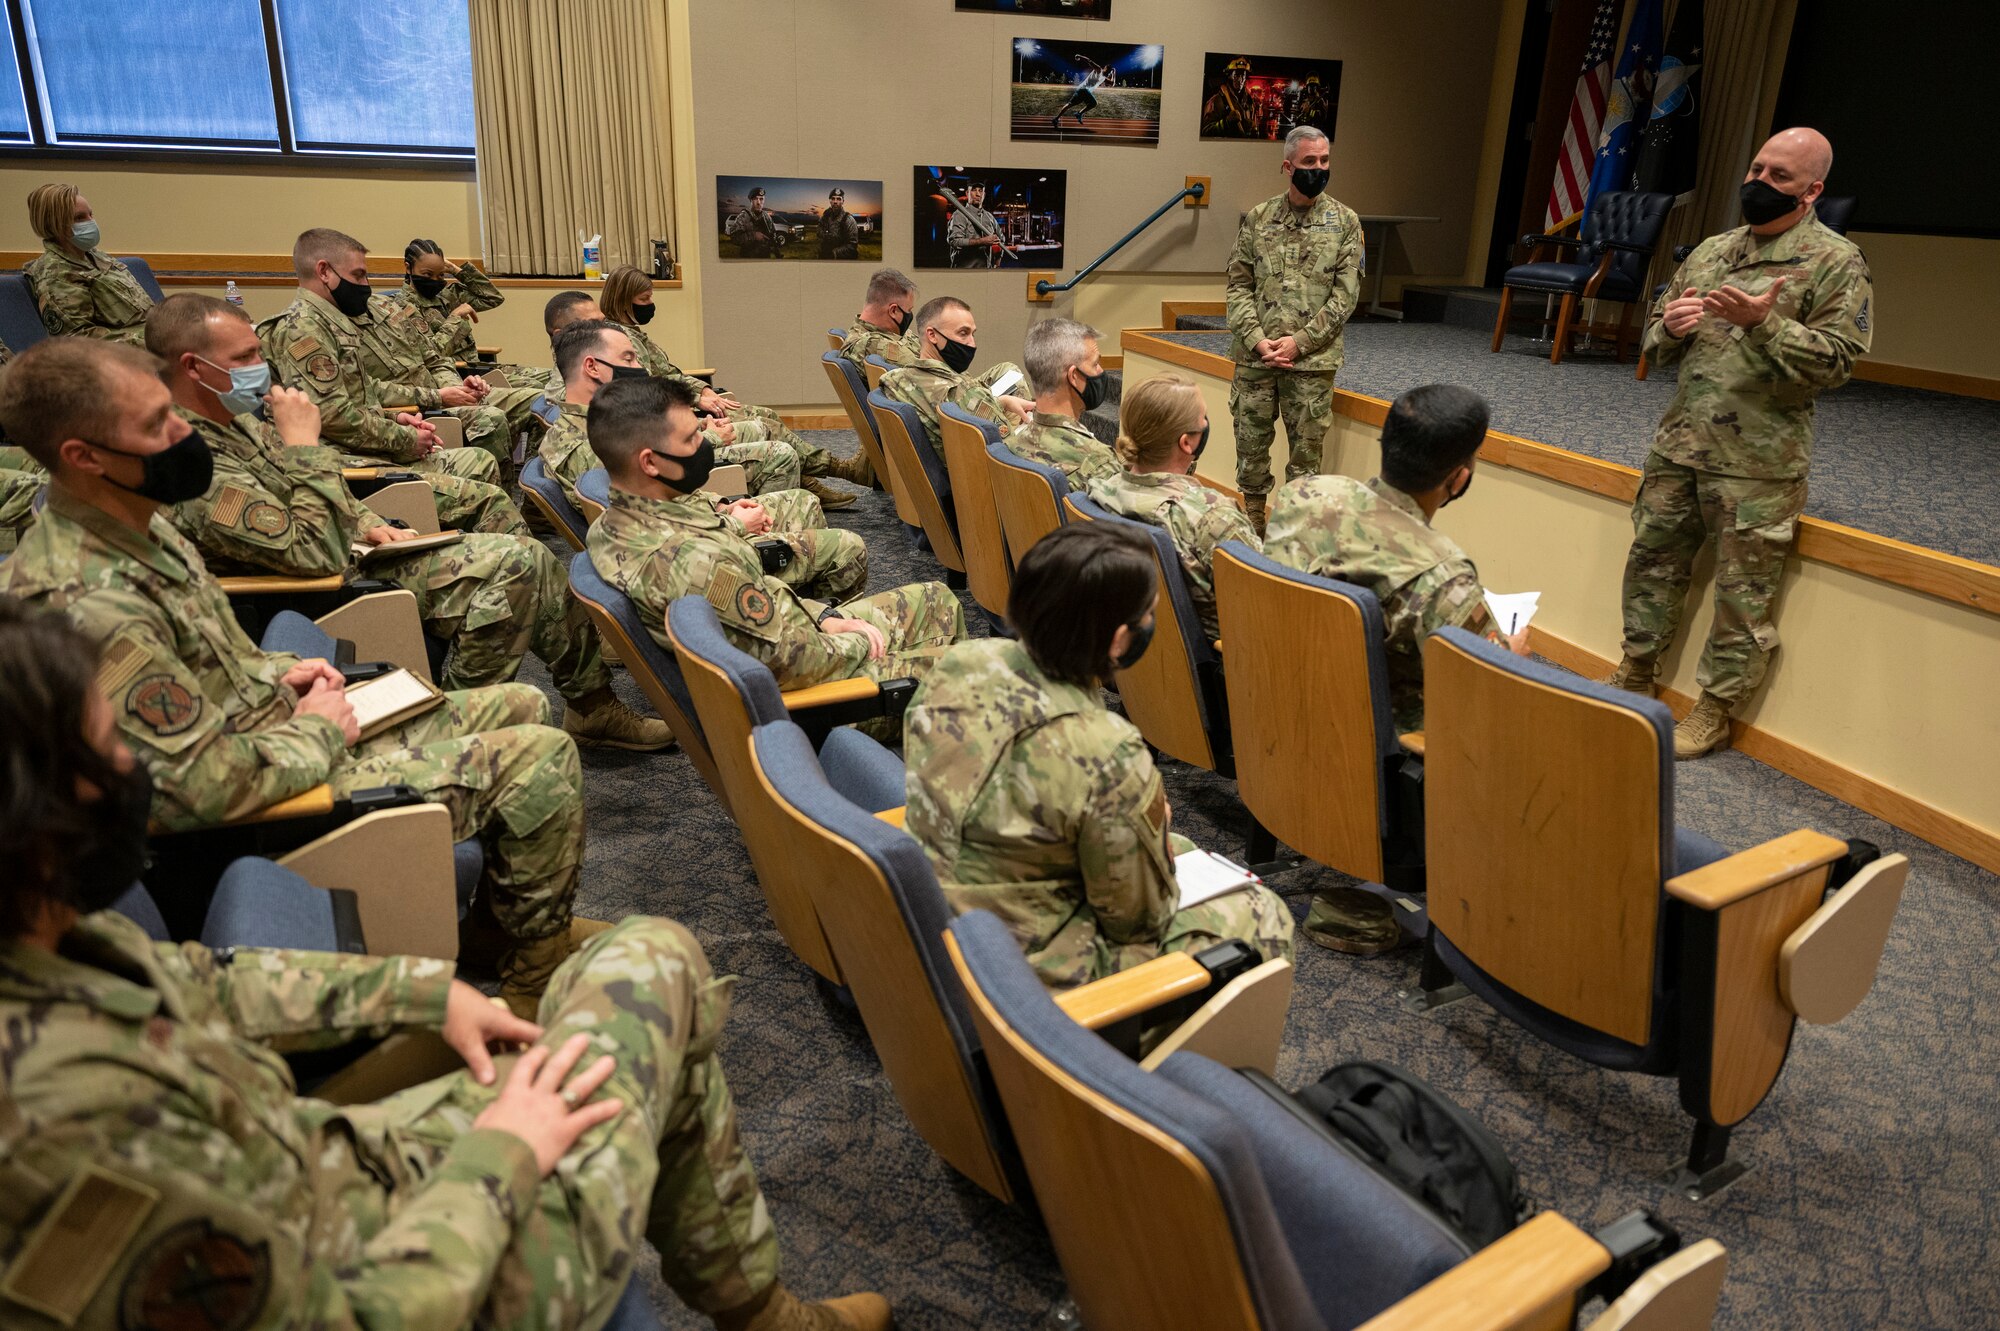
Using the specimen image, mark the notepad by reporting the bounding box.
[352,529,463,562]
[345,668,445,741]
[1483,589,1542,636]
[1175,849,1261,909]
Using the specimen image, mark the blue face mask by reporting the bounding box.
[198,356,272,417]
[71,219,101,251]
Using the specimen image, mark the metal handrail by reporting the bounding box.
[1035,181,1205,298]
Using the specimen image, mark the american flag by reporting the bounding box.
[1543,0,1622,232]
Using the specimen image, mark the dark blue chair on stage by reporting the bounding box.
[1490,189,1673,365]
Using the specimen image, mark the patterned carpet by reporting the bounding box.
[520,431,1999,1330]
[1146,323,2000,568]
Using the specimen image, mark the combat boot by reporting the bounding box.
[828,450,877,489]
[1673,692,1733,760]
[1604,656,1656,697]
[1302,887,1405,957]
[1242,491,1267,537]
[801,476,858,511]
[564,697,677,751]
[499,917,614,1019]
[713,1284,891,1331]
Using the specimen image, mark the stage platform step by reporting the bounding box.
[1399,284,1510,333]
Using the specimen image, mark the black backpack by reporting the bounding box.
[1295,1061,1528,1249]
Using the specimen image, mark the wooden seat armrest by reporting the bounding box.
[687,367,716,380]
[1398,732,1425,756]
[380,405,419,415]
[1665,829,1847,911]
[1355,1213,1610,1331]
[1055,951,1211,1031]
[872,806,907,827]
[219,574,348,595]
[242,785,338,824]
[341,467,381,480]
[780,678,880,710]
[475,345,502,358]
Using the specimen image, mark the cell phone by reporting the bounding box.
[988,369,1024,397]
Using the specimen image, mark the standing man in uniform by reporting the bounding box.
[1224,124,1363,534]
[946,182,1006,270]
[1609,128,1870,759]
[840,268,924,372]
[728,188,782,258]
[819,188,860,260]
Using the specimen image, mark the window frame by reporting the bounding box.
[0,0,475,170]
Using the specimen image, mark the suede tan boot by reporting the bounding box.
[829,451,877,489]
[1242,491,1267,537]
[712,1284,891,1331]
[1604,657,1657,697]
[1673,692,1733,760]
[801,476,858,510]
[564,698,676,751]
[498,917,613,1019]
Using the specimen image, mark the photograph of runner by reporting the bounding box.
[957,0,1109,17]
[1011,38,1163,144]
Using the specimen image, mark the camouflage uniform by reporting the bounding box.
[1087,469,1260,641]
[1,490,584,989]
[1005,411,1123,492]
[587,484,965,691]
[22,241,154,344]
[622,322,847,480]
[388,264,506,363]
[355,292,552,464]
[1,460,45,557]
[879,357,1026,455]
[168,406,612,700]
[0,913,781,1329]
[259,289,527,535]
[728,206,782,257]
[1266,474,1495,734]
[904,638,1296,989]
[946,202,1004,269]
[838,317,922,377]
[1225,192,1364,495]
[539,397,803,514]
[1622,213,1871,704]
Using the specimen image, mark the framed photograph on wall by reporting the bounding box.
[716,176,885,260]
[912,166,1066,270]
[1010,38,1163,144]
[956,0,1109,18]
[1198,52,1342,143]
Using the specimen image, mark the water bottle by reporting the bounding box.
[224,280,245,308]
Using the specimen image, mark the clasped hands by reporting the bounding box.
[1253,335,1301,369]
[443,981,625,1178]
[1663,277,1788,338]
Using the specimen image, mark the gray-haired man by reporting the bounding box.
[1005,318,1121,490]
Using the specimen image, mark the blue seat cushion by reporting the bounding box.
[600,1277,661,1331]
[260,609,337,660]
[1673,826,1730,875]
[201,858,344,950]
[1502,262,1642,302]
[112,884,172,941]
[817,727,907,814]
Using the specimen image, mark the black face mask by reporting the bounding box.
[650,438,716,494]
[935,333,977,375]
[1074,367,1109,413]
[91,428,214,505]
[329,273,373,318]
[1443,466,1474,507]
[1189,421,1211,465]
[605,361,650,381]
[70,762,155,916]
[409,275,448,299]
[1111,615,1156,671]
[1739,178,1804,226]
[893,306,914,336]
[629,302,657,326]
[1290,166,1330,200]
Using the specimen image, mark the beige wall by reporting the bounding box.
[688,0,1505,406]
[1125,345,2000,863]
[1845,232,2000,380]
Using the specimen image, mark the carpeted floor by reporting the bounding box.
[522,430,1999,1330]
[1148,322,2000,568]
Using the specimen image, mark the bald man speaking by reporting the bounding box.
[1608,127,1872,759]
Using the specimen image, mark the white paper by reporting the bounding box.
[1174,849,1259,909]
[1483,590,1541,636]
[346,669,433,732]
[987,369,1024,398]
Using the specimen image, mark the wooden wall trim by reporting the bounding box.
[1529,627,2000,877]
[1121,329,2000,618]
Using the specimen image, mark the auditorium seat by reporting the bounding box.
[869,388,966,578]
[820,349,893,491]
[1063,492,1231,777]
[1490,190,1673,364]
[937,402,1013,623]
[118,256,168,304]
[249,591,436,683]
[986,439,1070,570]
[1212,542,1423,899]
[521,455,590,548]
[946,908,1724,1331]
[0,273,48,352]
[825,325,845,350]
[115,859,362,953]
[1411,626,1909,1196]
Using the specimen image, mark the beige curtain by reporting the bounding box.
[469,1,678,276]
[1645,0,1795,289]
